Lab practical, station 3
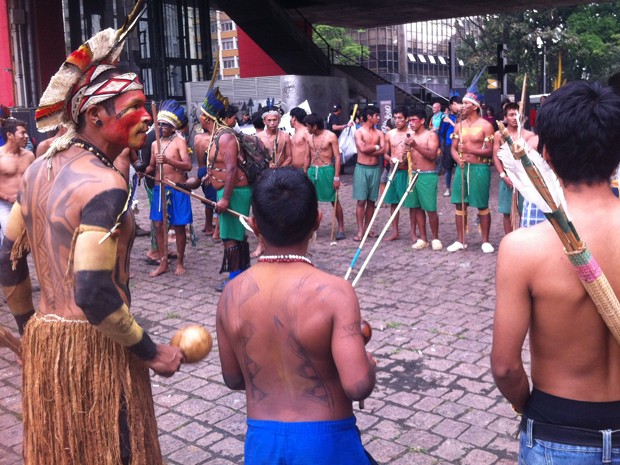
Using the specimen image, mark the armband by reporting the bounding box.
[484,135,495,142]
[500,172,507,178]
[333,177,340,181]
[450,133,459,140]
[375,144,381,152]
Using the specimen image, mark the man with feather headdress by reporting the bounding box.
[0,4,182,463]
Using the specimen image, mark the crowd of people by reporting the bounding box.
[2,12,620,465]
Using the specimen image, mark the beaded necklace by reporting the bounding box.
[258,254,313,266]
[71,138,131,242]
[71,138,126,182]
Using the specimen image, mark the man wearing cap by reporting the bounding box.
[146,99,193,277]
[0,25,182,465]
[202,87,252,291]
[327,104,353,139]
[447,92,495,253]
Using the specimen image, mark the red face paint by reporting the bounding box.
[102,90,151,149]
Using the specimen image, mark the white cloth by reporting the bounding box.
[0,199,13,247]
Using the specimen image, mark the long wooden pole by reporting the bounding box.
[142,173,247,219]
[0,326,21,357]
[151,102,169,263]
[352,171,420,288]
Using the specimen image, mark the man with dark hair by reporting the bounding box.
[448,92,495,253]
[258,101,291,168]
[352,106,383,241]
[438,96,461,196]
[405,109,442,250]
[305,113,345,240]
[239,111,252,127]
[217,167,376,465]
[492,102,537,234]
[204,88,252,291]
[289,107,310,172]
[0,119,34,246]
[0,27,182,465]
[492,81,620,464]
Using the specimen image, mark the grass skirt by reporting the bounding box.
[22,314,163,465]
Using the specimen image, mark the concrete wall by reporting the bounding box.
[184,75,349,120]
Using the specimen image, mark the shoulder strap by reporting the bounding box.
[209,127,238,170]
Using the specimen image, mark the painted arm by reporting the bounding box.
[0,203,34,335]
[216,286,245,390]
[330,280,376,401]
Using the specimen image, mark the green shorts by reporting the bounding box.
[404,171,438,211]
[217,186,252,241]
[450,164,491,209]
[498,179,524,215]
[308,165,336,202]
[384,170,410,205]
[352,163,381,202]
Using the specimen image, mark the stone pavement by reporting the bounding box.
[0,169,529,464]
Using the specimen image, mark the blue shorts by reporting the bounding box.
[149,185,193,225]
[244,416,374,465]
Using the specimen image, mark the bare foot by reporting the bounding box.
[386,231,400,241]
[146,250,159,261]
[175,263,186,276]
[149,259,169,277]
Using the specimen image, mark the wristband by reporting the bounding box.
[500,172,507,178]
[375,144,380,152]
[333,177,340,181]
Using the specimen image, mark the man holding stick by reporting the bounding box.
[0,24,182,465]
[217,167,376,464]
[447,92,495,253]
[204,87,252,291]
[492,81,620,464]
[146,99,192,277]
[305,113,345,240]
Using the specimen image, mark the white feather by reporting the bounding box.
[497,139,569,217]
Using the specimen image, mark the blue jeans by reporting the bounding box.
[520,418,620,464]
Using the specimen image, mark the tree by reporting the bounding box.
[313,25,370,65]
[455,4,620,94]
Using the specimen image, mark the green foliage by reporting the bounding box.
[456,4,620,92]
[313,25,370,64]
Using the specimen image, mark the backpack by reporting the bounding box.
[211,128,271,184]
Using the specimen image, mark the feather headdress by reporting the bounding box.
[261,98,284,120]
[35,0,146,133]
[463,66,486,108]
[201,87,229,122]
[158,99,186,130]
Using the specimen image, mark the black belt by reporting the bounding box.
[521,417,620,447]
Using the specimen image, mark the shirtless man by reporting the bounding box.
[492,102,538,235]
[194,110,217,236]
[258,104,292,168]
[384,107,414,242]
[289,107,310,172]
[216,167,376,464]
[447,92,495,253]
[405,110,442,250]
[0,119,35,246]
[492,81,620,464]
[146,100,193,276]
[204,88,252,292]
[0,41,181,463]
[352,106,383,241]
[305,113,345,240]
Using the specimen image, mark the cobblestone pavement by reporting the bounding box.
[0,169,529,464]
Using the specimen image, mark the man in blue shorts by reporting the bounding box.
[147,99,193,276]
[492,81,620,465]
[217,167,377,465]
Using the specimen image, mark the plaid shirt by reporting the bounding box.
[520,199,547,228]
